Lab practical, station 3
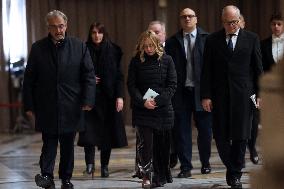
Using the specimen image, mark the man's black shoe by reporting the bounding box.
[201,165,211,174]
[177,170,191,178]
[35,174,54,188]
[46,184,56,189]
[169,154,178,168]
[226,172,232,186]
[231,177,242,188]
[61,179,74,189]
[166,169,173,183]
[249,149,259,164]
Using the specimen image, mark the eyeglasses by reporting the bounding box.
[224,20,239,26]
[48,24,66,30]
[180,14,196,19]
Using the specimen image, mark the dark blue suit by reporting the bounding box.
[165,27,212,171]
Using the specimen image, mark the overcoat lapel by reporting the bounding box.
[233,29,243,53]
[176,30,187,59]
[218,29,233,60]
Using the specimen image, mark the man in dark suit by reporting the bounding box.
[261,12,284,72]
[201,5,263,188]
[23,10,96,189]
[165,8,212,178]
[239,13,260,165]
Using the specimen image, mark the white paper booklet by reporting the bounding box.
[143,88,159,100]
[250,94,258,108]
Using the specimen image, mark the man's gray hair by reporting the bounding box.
[45,10,68,25]
[222,5,241,18]
[148,20,166,33]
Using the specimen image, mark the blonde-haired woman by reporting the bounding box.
[127,30,177,188]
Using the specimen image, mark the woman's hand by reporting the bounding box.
[144,98,157,109]
[96,76,101,84]
[82,105,93,111]
[202,99,213,112]
[26,110,34,118]
[116,98,124,112]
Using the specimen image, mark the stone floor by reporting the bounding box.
[0,126,261,189]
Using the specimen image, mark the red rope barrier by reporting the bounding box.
[0,102,22,108]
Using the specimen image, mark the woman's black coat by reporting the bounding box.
[127,54,177,130]
[78,40,127,149]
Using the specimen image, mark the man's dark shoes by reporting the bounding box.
[201,165,211,174]
[101,165,109,178]
[250,149,259,164]
[226,172,232,186]
[177,170,191,178]
[169,154,178,168]
[166,169,173,183]
[61,179,74,189]
[35,174,55,188]
[231,177,242,188]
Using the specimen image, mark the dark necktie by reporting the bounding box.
[186,33,192,60]
[227,34,234,51]
[185,33,194,85]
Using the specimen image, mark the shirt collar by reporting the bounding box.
[272,33,284,42]
[226,28,240,37]
[183,28,197,38]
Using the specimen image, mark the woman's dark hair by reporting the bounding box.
[270,12,283,22]
[87,22,108,42]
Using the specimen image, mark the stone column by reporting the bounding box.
[0,2,11,132]
[250,61,284,188]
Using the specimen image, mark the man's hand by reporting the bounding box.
[116,98,124,112]
[82,105,93,111]
[96,76,101,84]
[26,111,34,118]
[202,99,213,112]
[144,98,157,109]
[256,98,261,109]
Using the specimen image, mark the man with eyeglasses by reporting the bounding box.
[23,10,96,189]
[165,8,212,178]
[201,5,263,188]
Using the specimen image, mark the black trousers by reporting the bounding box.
[215,138,247,179]
[84,146,111,166]
[153,129,171,181]
[248,108,259,152]
[136,127,171,179]
[40,132,76,180]
[137,127,153,173]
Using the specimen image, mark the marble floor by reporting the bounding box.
[0,126,261,189]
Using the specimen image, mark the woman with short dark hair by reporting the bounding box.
[78,22,127,178]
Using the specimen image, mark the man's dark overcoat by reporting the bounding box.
[23,36,96,134]
[200,29,263,140]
